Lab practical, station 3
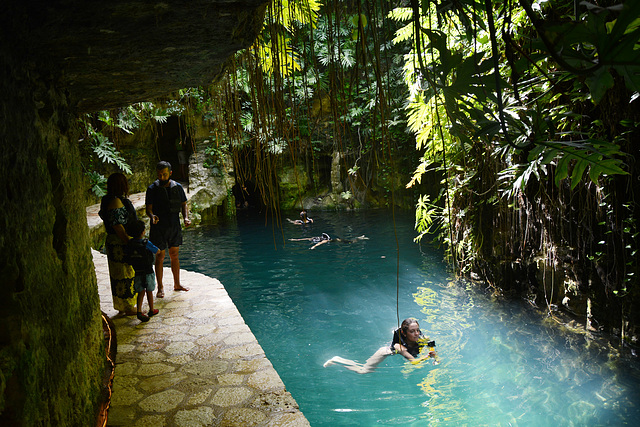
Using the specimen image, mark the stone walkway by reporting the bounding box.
[91,204,310,426]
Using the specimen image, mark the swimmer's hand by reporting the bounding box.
[410,356,429,365]
[411,350,439,365]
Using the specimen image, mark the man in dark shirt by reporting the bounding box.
[145,161,191,298]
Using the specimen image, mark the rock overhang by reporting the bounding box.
[1,0,268,112]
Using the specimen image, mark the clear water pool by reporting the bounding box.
[179,209,640,426]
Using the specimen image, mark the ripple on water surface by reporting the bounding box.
[179,210,640,426]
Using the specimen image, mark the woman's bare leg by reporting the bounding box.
[324,347,392,374]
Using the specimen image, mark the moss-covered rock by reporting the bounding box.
[279,163,311,210]
[0,0,270,424]
[0,58,104,426]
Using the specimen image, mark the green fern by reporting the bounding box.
[547,140,628,189]
[84,122,132,174]
[86,171,108,197]
[414,194,440,242]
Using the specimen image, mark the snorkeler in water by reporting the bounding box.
[287,210,314,225]
[323,318,437,374]
[289,233,368,249]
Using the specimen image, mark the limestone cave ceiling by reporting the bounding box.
[2,0,268,112]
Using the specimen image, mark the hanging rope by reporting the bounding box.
[203,1,409,324]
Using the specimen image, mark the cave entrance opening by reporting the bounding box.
[156,116,192,184]
[230,146,267,213]
[232,179,264,212]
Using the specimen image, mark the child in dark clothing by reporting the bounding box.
[125,219,160,322]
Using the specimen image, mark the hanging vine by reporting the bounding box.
[397,0,639,340]
[77,0,640,341]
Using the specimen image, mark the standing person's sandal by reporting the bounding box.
[137,312,150,322]
[148,309,159,317]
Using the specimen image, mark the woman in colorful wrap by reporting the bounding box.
[99,173,138,315]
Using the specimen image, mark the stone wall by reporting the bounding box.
[3,1,268,112]
[0,58,105,425]
[187,139,237,223]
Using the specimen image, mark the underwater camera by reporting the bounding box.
[418,337,436,347]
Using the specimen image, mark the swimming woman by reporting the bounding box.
[287,210,314,225]
[323,318,436,374]
[289,233,368,249]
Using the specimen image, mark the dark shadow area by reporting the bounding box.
[156,116,193,183]
[232,180,264,212]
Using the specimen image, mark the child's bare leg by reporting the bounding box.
[147,286,159,317]
[136,291,145,313]
[135,290,150,322]
[147,290,154,311]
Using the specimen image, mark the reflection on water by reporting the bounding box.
[179,210,640,426]
[414,279,640,426]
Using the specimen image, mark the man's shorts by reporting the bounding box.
[134,273,156,293]
[149,224,182,251]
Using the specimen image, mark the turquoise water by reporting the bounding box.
[180,210,640,426]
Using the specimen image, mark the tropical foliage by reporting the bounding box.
[79,103,172,196]
[398,0,639,338]
[194,0,417,210]
[77,0,640,340]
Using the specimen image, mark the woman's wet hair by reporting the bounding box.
[106,173,129,197]
[400,318,419,334]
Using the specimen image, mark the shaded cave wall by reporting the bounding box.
[225,142,423,212]
[0,1,268,424]
[0,59,105,425]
